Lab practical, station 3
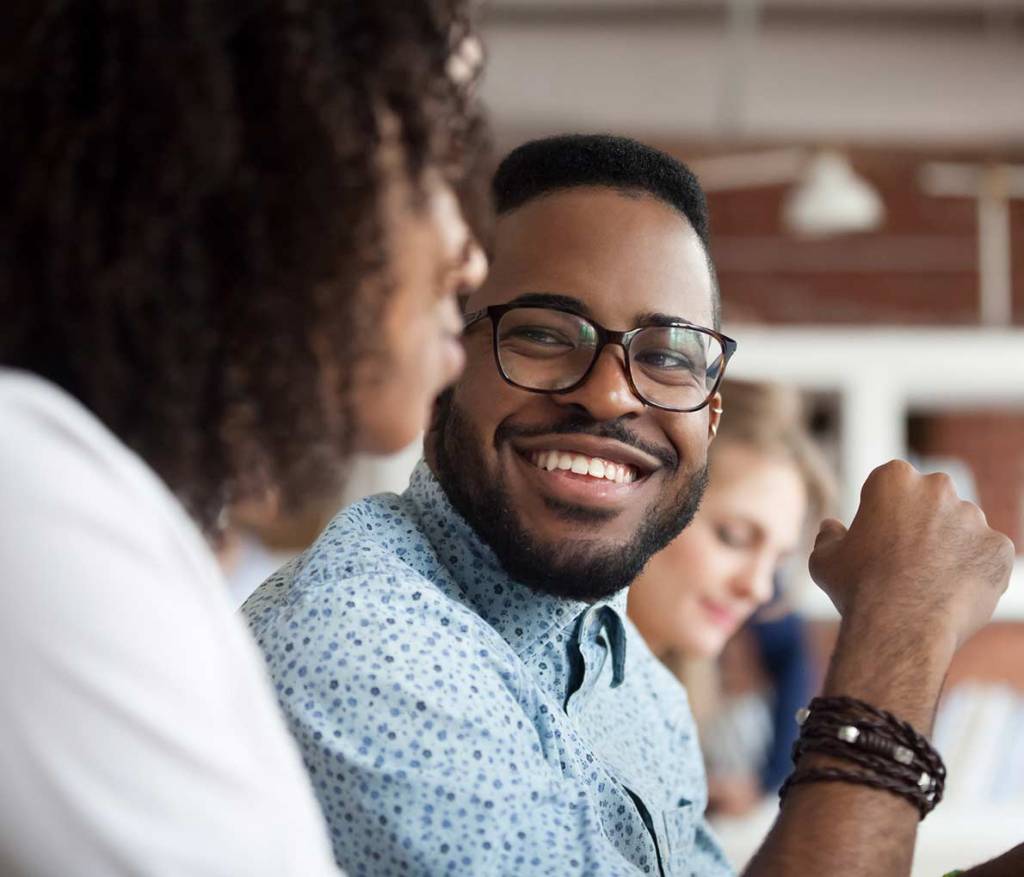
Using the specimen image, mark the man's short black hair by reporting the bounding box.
[492,133,719,325]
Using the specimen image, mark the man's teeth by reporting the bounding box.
[528,451,638,484]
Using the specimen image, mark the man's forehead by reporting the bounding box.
[468,187,715,329]
[476,291,705,332]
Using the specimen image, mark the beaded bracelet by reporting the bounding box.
[779,696,947,819]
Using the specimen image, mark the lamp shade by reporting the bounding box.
[783,150,884,237]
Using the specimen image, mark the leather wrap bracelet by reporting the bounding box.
[779,695,947,819]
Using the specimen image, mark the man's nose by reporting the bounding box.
[551,346,645,422]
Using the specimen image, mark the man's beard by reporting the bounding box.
[430,390,709,603]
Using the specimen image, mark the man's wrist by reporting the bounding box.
[823,611,956,731]
[838,607,958,666]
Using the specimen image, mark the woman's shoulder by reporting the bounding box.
[2,369,168,506]
[0,369,219,590]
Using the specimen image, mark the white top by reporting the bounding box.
[0,371,341,876]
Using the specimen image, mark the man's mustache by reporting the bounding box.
[494,414,678,471]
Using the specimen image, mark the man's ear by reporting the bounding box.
[707,391,723,443]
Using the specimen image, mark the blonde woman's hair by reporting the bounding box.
[662,381,837,729]
[713,379,836,522]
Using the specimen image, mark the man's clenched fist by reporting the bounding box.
[809,460,1015,651]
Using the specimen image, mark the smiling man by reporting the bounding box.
[246,135,735,874]
[244,135,1014,876]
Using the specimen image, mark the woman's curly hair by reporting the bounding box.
[0,0,489,532]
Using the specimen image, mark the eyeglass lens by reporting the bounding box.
[495,307,724,410]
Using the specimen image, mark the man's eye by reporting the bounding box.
[635,349,693,370]
[504,327,573,346]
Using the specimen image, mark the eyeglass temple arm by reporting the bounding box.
[462,308,489,329]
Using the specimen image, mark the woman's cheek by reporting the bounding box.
[672,523,721,587]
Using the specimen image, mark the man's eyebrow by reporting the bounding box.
[634,311,700,329]
[504,292,593,318]
[488,298,708,330]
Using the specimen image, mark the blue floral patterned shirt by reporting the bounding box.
[244,462,733,876]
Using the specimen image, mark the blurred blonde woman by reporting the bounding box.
[628,380,834,815]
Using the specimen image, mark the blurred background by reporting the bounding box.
[228,2,1024,873]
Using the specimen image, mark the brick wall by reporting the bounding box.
[660,146,1024,326]
[909,410,1024,546]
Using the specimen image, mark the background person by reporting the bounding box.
[0,1,486,873]
[628,380,834,815]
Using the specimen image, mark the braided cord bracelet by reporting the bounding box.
[780,695,947,820]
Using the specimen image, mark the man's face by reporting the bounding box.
[430,187,721,601]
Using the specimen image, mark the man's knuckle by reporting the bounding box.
[995,534,1016,565]
[864,460,909,495]
[878,459,912,480]
[958,500,986,523]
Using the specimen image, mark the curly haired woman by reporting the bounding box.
[0,2,488,873]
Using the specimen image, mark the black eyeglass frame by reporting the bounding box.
[463,303,738,413]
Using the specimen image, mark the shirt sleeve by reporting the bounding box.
[246,569,648,876]
[0,382,340,876]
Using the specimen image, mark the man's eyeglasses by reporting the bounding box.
[463,304,737,413]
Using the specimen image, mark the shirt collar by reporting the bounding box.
[404,460,628,670]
